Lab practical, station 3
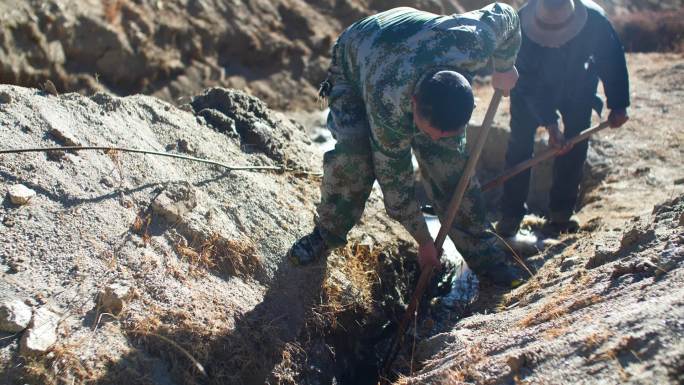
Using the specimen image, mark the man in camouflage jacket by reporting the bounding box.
[290,3,523,285]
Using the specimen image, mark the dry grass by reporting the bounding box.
[438,343,487,384]
[613,9,684,53]
[173,232,260,277]
[127,310,212,381]
[518,275,603,327]
[131,210,151,244]
[22,342,99,385]
[584,329,613,351]
[318,243,382,324]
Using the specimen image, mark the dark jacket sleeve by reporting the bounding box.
[593,14,630,110]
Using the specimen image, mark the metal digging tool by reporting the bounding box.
[379,89,504,383]
[481,120,610,192]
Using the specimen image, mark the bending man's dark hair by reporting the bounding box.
[414,70,474,133]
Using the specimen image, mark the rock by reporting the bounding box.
[620,227,656,251]
[49,127,81,147]
[0,91,12,104]
[42,80,59,96]
[20,307,60,356]
[8,184,37,205]
[100,176,115,188]
[96,283,133,315]
[151,182,197,222]
[0,299,32,332]
[177,139,191,153]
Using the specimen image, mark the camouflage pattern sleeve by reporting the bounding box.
[480,3,522,72]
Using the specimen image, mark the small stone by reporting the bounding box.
[8,184,37,205]
[42,80,59,96]
[177,139,191,153]
[0,91,12,104]
[100,176,115,188]
[0,299,32,332]
[151,182,197,222]
[49,127,80,147]
[97,283,133,315]
[20,307,60,356]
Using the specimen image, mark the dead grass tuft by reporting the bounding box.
[127,310,211,381]
[131,210,151,245]
[518,279,602,328]
[174,233,261,277]
[439,343,487,384]
[22,342,99,385]
[318,244,381,326]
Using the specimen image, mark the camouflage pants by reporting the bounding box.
[315,49,501,268]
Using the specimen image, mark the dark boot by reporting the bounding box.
[287,228,332,266]
[473,260,526,288]
[469,248,527,288]
[495,217,522,238]
[543,213,580,236]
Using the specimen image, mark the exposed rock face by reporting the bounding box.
[0,299,32,333]
[19,307,60,356]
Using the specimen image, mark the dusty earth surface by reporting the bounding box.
[1,0,680,112]
[0,0,460,111]
[1,0,683,384]
[394,53,684,384]
[0,51,682,385]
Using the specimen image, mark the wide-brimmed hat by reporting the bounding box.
[520,0,588,48]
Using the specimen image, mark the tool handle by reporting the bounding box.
[434,89,503,249]
[481,120,610,192]
[381,89,504,381]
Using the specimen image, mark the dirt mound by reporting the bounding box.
[1,51,683,385]
[0,0,449,111]
[1,0,680,111]
[0,84,412,384]
[398,193,684,384]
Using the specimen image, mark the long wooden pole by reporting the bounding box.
[380,90,504,381]
[481,121,610,192]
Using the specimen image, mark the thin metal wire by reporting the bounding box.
[0,146,322,175]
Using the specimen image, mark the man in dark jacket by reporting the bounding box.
[496,0,630,236]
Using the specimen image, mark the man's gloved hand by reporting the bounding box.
[546,123,573,155]
[418,239,441,273]
[492,66,519,97]
[608,108,629,128]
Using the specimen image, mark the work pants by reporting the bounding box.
[501,94,593,222]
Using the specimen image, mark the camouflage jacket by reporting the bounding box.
[336,3,521,244]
